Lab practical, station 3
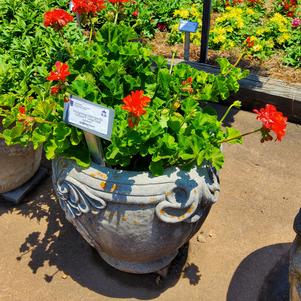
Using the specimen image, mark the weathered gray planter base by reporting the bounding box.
[0,167,48,204]
[52,157,219,274]
[98,249,178,274]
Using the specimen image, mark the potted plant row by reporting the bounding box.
[0,0,287,273]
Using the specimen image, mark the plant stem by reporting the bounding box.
[114,4,120,25]
[220,102,237,123]
[169,51,176,75]
[219,128,261,144]
[233,52,245,67]
[59,30,72,56]
[89,16,94,43]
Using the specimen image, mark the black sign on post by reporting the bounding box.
[200,0,212,63]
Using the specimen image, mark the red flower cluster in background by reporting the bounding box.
[182,77,193,85]
[44,9,73,30]
[282,0,297,17]
[132,10,139,17]
[72,0,106,14]
[157,22,167,32]
[181,77,193,93]
[18,106,26,115]
[245,37,255,48]
[254,104,287,142]
[47,61,71,82]
[122,90,151,127]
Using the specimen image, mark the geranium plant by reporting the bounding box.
[0,1,287,176]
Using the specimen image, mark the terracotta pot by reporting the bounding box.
[0,140,42,193]
[52,157,220,274]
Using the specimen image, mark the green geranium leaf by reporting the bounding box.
[209,147,224,170]
[32,123,52,149]
[225,127,242,144]
[150,160,164,176]
[168,113,184,132]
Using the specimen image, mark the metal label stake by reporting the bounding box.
[184,32,190,61]
[84,132,105,166]
[178,20,199,62]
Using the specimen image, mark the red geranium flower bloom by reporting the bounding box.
[132,10,139,17]
[50,85,61,95]
[122,90,151,117]
[19,106,26,115]
[72,0,105,14]
[254,104,287,141]
[44,9,73,30]
[47,62,71,82]
[182,77,193,85]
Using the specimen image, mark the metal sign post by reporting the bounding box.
[184,32,190,61]
[200,0,212,63]
[179,20,199,62]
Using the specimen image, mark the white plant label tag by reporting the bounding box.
[64,95,114,141]
[178,20,199,33]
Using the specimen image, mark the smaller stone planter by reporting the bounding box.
[0,140,42,193]
[52,157,220,274]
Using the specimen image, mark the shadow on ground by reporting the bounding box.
[227,243,291,301]
[0,177,201,300]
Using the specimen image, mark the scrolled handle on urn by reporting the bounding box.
[155,185,200,223]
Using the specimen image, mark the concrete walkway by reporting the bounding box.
[0,106,300,301]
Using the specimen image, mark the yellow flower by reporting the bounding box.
[252,44,263,52]
[226,26,233,33]
[266,39,274,48]
[277,33,291,44]
[270,13,290,28]
[227,41,235,48]
[212,26,226,35]
[246,8,255,15]
[278,26,288,33]
[173,9,190,19]
[256,28,267,36]
[236,18,244,29]
[215,7,244,29]
[213,34,226,44]
[191,5,201,18]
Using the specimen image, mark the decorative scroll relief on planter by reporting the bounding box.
[52,157,220,273]
[52,157,220,223]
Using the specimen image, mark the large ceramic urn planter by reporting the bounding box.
[52,157,220,274]
[0,140,42,193]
